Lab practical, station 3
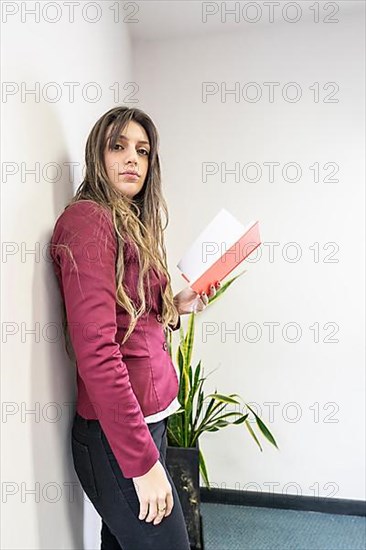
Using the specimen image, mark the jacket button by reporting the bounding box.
[163,342,168,351]
[156,313,163,323]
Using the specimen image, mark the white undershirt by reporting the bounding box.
[144,396,181,424]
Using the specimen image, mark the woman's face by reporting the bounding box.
[104,120,150,198]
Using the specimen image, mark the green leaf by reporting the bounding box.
[211,411,247,424]
[167,424,181,447]
[215,420,230,428]
[183,313,195,368]
[188,364,193,390]
[207,270,248,306]
[254,415,279,449]
[176,345,184,378]
[244,418,263,452]
[246,404,279,449]
[199,449,211,489]
[199,395,217,426]
[195,380,205,417]
[233,413,249,425]
[205,393,240,405]
[193,360,201,394]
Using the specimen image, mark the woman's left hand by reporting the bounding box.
[173,281,221,315]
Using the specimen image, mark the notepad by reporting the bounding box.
[177,208,261,296]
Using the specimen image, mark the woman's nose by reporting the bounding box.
[123,146,138,164]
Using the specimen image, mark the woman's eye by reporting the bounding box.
[113,145,149,156]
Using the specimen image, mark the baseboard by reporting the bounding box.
[200,487,366,517]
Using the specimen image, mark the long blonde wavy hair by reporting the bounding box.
[58,106,180,360]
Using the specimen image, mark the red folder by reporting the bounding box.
[177,209,261,296]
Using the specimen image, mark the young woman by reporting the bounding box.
[50,106,220,550]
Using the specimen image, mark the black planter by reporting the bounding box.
[166,441,204,549]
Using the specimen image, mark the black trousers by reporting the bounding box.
[71,412,190,550]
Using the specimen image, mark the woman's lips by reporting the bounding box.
[120,173,139,180]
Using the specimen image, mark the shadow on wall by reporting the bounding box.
[26,102,84,549]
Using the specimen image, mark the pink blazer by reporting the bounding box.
[50,200,181,478]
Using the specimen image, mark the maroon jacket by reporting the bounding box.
[50,200,181,478]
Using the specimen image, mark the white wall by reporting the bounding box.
[1,3,364,549]
[132,5,365,501]
[1,5,132,549]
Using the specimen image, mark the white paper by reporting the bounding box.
[177,208,256,282]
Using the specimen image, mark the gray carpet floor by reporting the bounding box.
[200,503,366,550]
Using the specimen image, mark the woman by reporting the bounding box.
[50,106,221,550]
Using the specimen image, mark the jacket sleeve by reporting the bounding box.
[50,201,160,478]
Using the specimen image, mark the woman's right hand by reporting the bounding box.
[132,459,174,525]
[174,280,221,315]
